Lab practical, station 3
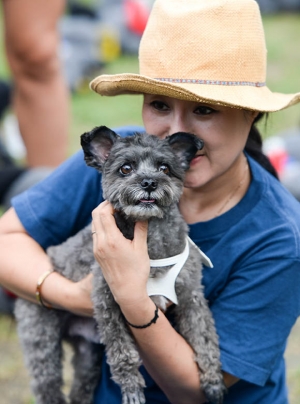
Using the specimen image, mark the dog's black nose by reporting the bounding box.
[141,178,157,191]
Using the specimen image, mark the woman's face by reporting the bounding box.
[142,94,257,189]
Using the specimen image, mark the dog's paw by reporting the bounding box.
[122,389,146,404]
[202,377,227,404]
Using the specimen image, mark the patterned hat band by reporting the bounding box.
[155,78,266,88]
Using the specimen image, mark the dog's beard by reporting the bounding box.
[103,178,182,220]
[121,203,164,220]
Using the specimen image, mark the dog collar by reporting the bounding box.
[147,237,213,305]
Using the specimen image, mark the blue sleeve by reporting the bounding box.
[12,125,144,250]
[12,150,103,249]
[212,256,300,386]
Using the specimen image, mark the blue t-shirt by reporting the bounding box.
[12,127,300,404]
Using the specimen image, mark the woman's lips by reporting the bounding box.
[190,154,204,166]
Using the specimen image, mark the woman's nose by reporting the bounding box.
[169,122,192,136]
[169,105,195,133]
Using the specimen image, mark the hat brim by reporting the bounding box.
[90,74,300,113]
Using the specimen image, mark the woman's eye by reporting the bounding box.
[194,106,215,115]
[150,100,169,111]
[159,164,170,174]
[120,164,133,175]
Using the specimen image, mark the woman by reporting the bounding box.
[0,0,300,403]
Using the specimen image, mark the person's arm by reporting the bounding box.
[125,302,238,404]
[91,201,238,404]
[0,208,93,316]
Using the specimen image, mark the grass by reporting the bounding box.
[285,319,300,403]
[259,14,300,138]
[0,9,300,404]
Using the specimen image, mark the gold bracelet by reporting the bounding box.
[36,270,54,309]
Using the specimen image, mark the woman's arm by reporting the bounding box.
[92,201,238,404]
[0,208,93,316]
[126,303,238,404]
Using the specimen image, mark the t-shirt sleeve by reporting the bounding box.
[211,255,300,386]
[12,150,103,249]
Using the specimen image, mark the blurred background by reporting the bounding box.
[0,1,299,403]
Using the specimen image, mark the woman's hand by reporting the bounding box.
[91,201,150,310]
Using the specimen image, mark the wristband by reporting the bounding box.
[36,270,54,309]
[124,304,159,329]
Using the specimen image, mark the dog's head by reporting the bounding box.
[81,126,203,220]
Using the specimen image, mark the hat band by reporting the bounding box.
[155,78,266,87]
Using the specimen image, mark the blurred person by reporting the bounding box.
[0,0,70,315]
[2,0,69,168]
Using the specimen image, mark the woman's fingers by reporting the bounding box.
[90,201,150,306]
[92,201,148,248]
[92,200,111,231]
[133,220,148,251]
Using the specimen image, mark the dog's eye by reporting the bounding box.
[120,164,133,175]
[159,164,170,174]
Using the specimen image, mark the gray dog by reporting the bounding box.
[15,126,226,404]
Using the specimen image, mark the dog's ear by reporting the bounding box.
[167,132,204,170]
[80,126,120,170]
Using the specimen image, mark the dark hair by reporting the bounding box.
[244,113,279,179]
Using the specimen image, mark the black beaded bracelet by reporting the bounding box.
[124,304,159,329]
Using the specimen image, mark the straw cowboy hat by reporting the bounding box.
[90,0,300,112]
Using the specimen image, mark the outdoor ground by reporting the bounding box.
[0,313,73,404]
[0,9,300,404]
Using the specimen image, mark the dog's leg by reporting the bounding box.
[92,277,146,404]
[105,317,146,404]
[68,339,103,404]
[175,292,226,404]
[15,299,67,404]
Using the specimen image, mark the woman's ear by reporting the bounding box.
[244,110,260,125]
[251,111,260,121]
[250,110,260,122]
